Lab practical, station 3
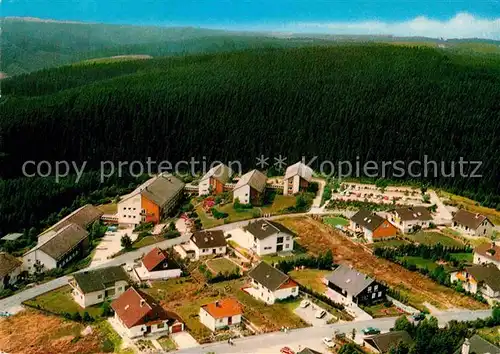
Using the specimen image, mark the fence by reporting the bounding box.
[387,295,419,315]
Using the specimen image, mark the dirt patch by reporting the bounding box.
[279,217,487,311]
[0,309,104,354]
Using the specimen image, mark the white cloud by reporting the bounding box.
[247,13,500,40]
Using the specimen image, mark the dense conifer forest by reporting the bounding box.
[0,44,499,234]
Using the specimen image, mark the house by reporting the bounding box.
[69,266,130,308]
[232,169,267,205]
[247,261,299,304]
[349,210,397,242]
[325,265,386,306]
[134,247,182,281]
[452,210,494,237]
[199,298,243,331]
[118,173,185,226]
[390,207,433,233]
[0,253,22,291]
[189,230,227,259]
[37,204,103,245]
[1,233,23,242]
[364,331,413,353]
[283,162,313,195]
[111,287,184,338]
[474,242,500,269]
[454,335,500,354]
[241,219,294,255]
[450,264,500,302]
[23,223,90,274]
[198,163,233,196]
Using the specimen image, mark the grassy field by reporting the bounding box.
[279,217,487,310]
[289,269,330,293]
[371,239,410,249]
[405,231,464,247]
[397,256,446,272]
[478,326,500,346]
[323,216,350,227]
[132,234,165,249]
[450,253,474,263]
[96,202,117,214]
[206,258,239,274]
[24,285,103,318]
[362,303,404,318]
[261,195,297,214]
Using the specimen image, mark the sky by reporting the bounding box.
[2,0,500,39]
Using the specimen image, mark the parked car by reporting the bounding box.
[412,312,426,321]
[315,309,326,319]
[280,347,295,354]
[322,337,336,348]
[362,327,381,335]
[300,300,310,308]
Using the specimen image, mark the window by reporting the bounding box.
[285,244,290,249]
[277,237,284,244]
[374,285,378,291]
[372,293,376,299]
[157,323,164,329]
[368,286,372,292]
[286,236,291,240]
[291,288,297,293]
[219,247,223,251]
[378,291,382,297]
[98,294,103,299]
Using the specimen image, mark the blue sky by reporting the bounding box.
[3,0,500,39]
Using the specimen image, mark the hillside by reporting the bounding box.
[0,44,499,233]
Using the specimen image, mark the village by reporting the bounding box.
[1,162,500,354]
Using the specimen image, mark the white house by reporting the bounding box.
[474,242,500,269]
[0,252,22,291]
[199,298,243,332]
[117,174,185,226]
[283,162,313,196]
[111,287,184,338]
[452,210,494,237]
[190,230,227,260]
[450,264,500,303]
[241,219,294,255]
[232,169,267,205]
[246,262,299,305]
[349,209,398,243]
[134,247,182,281]
[198,164,232,196]
[389,207,433,233]
[23,223,90,274]
[69,266,130,308]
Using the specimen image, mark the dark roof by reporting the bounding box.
[350,209,386,231]
[190,230,227,249]
[72,266,129,294]
[325,265,375,297]
[453,209,492,230]
[140,174,185,208]
[297,349,323,354]
[474,242,500,263]
[248,261,291,291]
[234,169,267,193]
[38,223,89,261]
[142,247,171,272]
[394,207,432,221]
[111,287,180,328]
[465,264,500,292]
[454,335,500,354]
[365,331,413,353]
[243,219,294,240]
[39,204,103,237]
[0,252,22,278]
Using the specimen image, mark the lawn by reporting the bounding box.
[196,203,259,229]
[158,336,177,351]
[362,303,404,318]
[132,234,165,249]
[206,258,239,274]
[24,285,103,319]
[97,203,117,214]
[323,216,349,227]
[397,256,453,273]
[289,269,330,293]
[371,239,410,249]
[450,253,473,263]
[478,326,500,346]
[405,231,464,247]
[261,195,297,214]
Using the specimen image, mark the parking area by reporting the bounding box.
[90,227,135,267]
[171,332,199,349]
[293,300,335,327]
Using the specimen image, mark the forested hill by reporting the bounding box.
[1,45,499,207]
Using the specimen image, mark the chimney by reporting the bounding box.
[475,213,479,219]
[140,299,145,307]
[461,338,470,354]
[215,301,220,307]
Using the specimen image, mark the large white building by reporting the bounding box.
[389,207,433,233]
[232,169,267,205]
[246,262,299,305]
[283,162,313,196]
[69,266,130,308]
[198,164,232,196]
[199,298,243,332]
[117,173,184,226]
[189,230,227,260]
[239,219,294,255]
[0,253,22,291]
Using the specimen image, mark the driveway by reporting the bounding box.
[294,301,334,326]
[171,332,199,349]
[91,227,135,267]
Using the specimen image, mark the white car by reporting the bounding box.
[322,337,335,348]
[300,300,310,308]
[315,309,326,319]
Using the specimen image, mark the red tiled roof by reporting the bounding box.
[111,287,176,328]
[278,278,298,290]
[142,247,168,272]
[201,298,243,319]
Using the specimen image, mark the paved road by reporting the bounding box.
[175,310,493,354]
[0,233,190,312]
